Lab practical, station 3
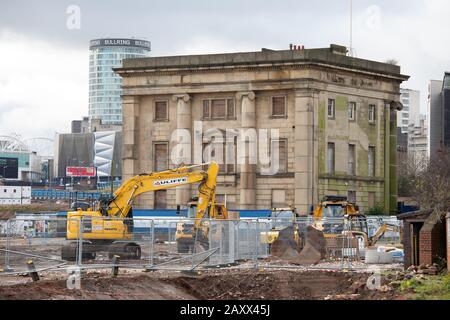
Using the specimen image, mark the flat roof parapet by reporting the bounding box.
[116,44,408,80]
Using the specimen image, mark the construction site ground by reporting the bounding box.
[0,265,414,300]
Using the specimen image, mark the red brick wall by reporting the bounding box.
[419,229,432,265]
[447,214,450,272]
[419,219,445,266]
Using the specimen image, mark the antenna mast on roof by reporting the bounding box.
[348,0,354,57]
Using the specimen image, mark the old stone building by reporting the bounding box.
[115,44,409,214]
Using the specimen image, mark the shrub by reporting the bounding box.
[367,203,386,216]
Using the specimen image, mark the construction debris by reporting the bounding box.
[0,269,407,300]
[408,263,440,275]
[271,225,327,265]
[26,260,40,282]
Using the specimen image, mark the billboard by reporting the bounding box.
[66,166,97,177]
[89,38,151,50]
[0,157,19,179]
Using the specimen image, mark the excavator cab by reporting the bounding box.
[312,196,360,236]
[260,207,299,245]
[175,197,230,253]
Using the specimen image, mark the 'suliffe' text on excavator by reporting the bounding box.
[61,161,231,261]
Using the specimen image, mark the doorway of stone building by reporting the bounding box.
[411,222,423,266]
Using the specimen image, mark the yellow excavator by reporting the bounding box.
[269,196,398,264]
[175,198,236,253]
[62,161,227,261]
[311,195,399,247]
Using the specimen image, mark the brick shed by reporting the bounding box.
[398,209,447,268]
[447,213,450,272]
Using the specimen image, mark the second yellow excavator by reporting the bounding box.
[269,196,398,264]
[311,195,399,247]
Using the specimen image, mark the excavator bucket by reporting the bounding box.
[270,226,301,261]
[271,225,327,265]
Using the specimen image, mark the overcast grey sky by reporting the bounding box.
[0,0,448,139]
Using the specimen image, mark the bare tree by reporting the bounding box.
[385,59,399,65]
[397,151,428,197]
[412,148,450,217]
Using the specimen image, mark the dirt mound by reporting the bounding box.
[0,270,404,300]
[271,226,326,265]
[0,274,197,300]
[270,226,301,260]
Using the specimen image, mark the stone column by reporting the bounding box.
[122,95,140,181]
[389,106,398,215]
[294,90,319,215]
[172,94,192,205]
[237,91,256,210]
[384,101,399,214]
[384,103,390,214]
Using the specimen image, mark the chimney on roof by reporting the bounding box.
[330,44,348,55]
[289,44,305,51]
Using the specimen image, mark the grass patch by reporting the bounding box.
[400,274,450,300]
[0,204,65,212]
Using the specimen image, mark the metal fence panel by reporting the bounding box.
[0,215,403,276]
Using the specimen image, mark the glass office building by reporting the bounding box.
[89,38,151,125]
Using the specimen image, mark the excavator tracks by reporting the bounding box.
[61,242,142,261]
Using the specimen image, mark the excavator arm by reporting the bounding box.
[368,223,399,246]
[101,162,219,225]
[63,162,220,260]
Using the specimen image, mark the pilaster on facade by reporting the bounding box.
[294,89,319,215]
[237,91,257,209]
[172,93,192,205]
[122,95,140,181]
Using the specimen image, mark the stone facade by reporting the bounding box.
[115,44,408,214]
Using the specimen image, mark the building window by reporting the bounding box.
[153,142,168,172]
[203,100,210,119]
[154,101,168,121]
[202,138,236,174]
[348,102,356,121]
[327,142,335,174]
[154,190,167,209]
[216,194,225,204]
[272,190,286,208]
[211,99,226,119]
[271,139,287,173]
[272,96,287,117]
[368,146,375,177]
[368,192,375,208]
[328,99,335,119]
[203,98,235,120]
[227,99,235,118]
[225,137,237,173]
[348,144,356,175]
[348,191,356,203]
[369,104,376,123]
